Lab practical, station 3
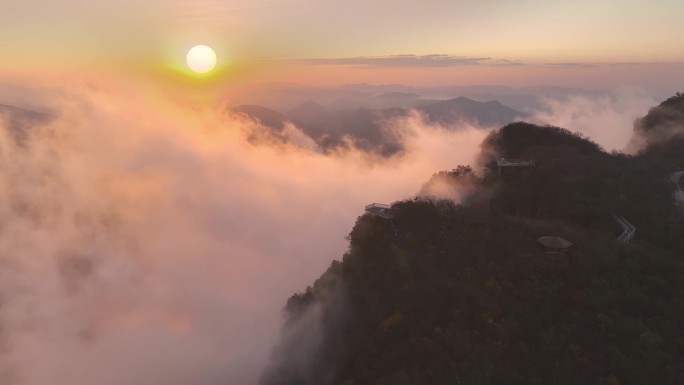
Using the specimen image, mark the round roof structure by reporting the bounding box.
[536,236,573,249]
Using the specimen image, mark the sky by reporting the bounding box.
[0,2,681,384]
[1,0,683,92]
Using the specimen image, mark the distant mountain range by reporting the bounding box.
[229,96,524,156]
[415,97,522,127]
[223,82,613,113]
[0,103,52,146]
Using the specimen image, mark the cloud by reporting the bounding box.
[527,86,657,152]
[299,54,492,68]
[543,61,652,68]
[543,62,597,68]
[488,59,525,67]
[609,62,643,66]
[0,78,487,385]
[300,57,650,70]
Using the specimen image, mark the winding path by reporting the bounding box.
[670,171,684,206]
[615,171,684,243]
[613,214,636,243]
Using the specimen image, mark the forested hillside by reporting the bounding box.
[260,95,684,385]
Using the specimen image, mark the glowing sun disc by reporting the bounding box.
[186,45,217,73]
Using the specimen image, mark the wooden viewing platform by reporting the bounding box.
[365,203,393,219]
[497,158,535,174]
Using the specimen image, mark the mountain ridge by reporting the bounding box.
[259,94,684,385]
[229,97,525,156]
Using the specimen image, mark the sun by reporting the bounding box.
[186,45,217,74]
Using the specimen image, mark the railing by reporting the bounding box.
[365,203,393,219]
[497,158,535,167]
[497,158,535,174]
[365,203,391,210]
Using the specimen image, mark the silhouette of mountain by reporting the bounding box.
[231,105,287,130]
[314,108,407,156]
[230,103,404,155]
[0,103,52,146]
[627,93,684,154]
[416,97,524,127]
[322,92,422,110]
[0,103,50,122]
[625,93,684,181]
[287,100,331,132]
[230,97,524,156]
[221,82,613,113]
[369,92,421,109]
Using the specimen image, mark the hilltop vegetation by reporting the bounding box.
[628,93,684,173]
[480,122,683,254]
[260,96,684,385]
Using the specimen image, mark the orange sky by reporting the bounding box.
[1,0,683,92]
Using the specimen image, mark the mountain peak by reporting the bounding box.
[417,97,522,127]
[627,92,684,154]
[289,100,328,115]
[230,105,286,129]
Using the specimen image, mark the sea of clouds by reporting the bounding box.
[0,77,655,384]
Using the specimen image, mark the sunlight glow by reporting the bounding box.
[186,45,217,74]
